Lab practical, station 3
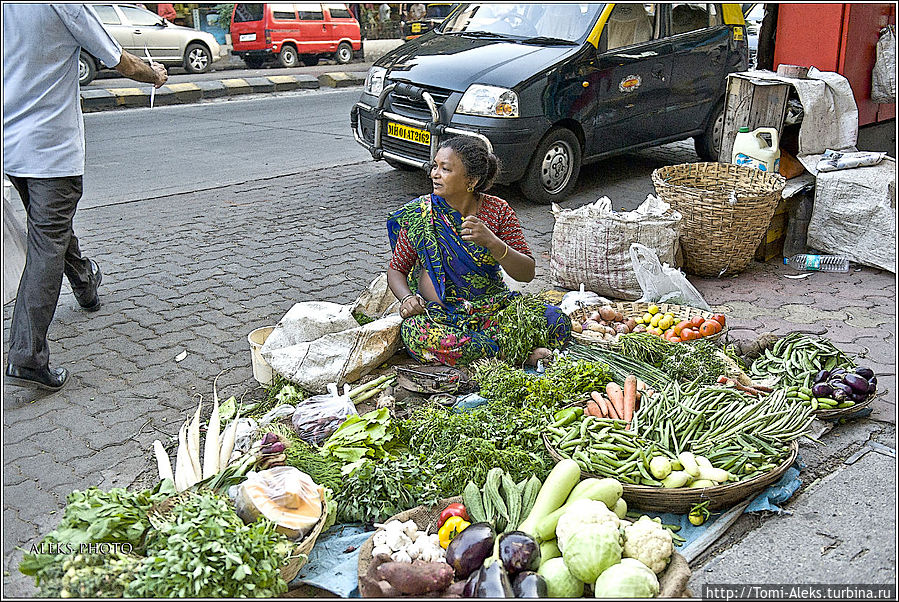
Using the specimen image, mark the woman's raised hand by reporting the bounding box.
[460,215,499,249]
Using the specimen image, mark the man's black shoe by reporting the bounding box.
[76,259,102,312]
[5,364,69,391]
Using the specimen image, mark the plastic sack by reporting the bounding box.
[871,25,896,104]
[232,466,324,540]
[550,195,682,300]
[3,181,27,305]
[261,273,402,393]
[629,243,710,310]
[291,383,358,446]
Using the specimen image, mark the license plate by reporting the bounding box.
[387,122,430,146]
[239,33,256,42]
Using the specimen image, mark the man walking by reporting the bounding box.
[3,4,168,391]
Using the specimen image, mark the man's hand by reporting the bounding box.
[114,50,168,87]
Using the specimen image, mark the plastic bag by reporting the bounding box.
[629,243,710,310]
[558,283,611,315]
[291,383,358,445]
[871,25,896,104]
[550,195,682,300]
[232,466,323,540]
[816,149,887,172]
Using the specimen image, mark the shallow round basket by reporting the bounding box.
[356,497,691,598]
[814,393,876,420]
[652,162,785,277]
[544,433,798,514]
[567,302,726,347]
[280,503,330,583]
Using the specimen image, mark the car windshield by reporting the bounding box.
[439,3,604,42]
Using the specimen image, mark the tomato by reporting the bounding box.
[710,313,726,327]
[680,328,696,341]
[669,336,682,343]
[699,321,718,337]
[672,320,689,336]
[689,316,705,329]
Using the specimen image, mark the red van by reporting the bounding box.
[230,3,362,68]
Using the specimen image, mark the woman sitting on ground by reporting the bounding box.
[386,136,571,367]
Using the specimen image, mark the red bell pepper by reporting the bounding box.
[437,503,470,529]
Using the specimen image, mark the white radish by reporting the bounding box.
[219,411,239,470]
[203,396,221,479]
[153,439,174,483]
[174,423,189,492]
[187,402,202,482]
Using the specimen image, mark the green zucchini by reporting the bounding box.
[517,459,581,540]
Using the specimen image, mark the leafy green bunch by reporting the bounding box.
[619,333,728,384]
[128,491,289,598]
[496,294,564,366]
[321,408,400,471]
[332,455,440,524]
[473,356,612,409]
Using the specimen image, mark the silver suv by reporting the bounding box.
[79,3,226,85]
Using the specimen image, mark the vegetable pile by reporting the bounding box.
[749,333,855,387]
[496,294,568,365]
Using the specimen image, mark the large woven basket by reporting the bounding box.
[280,502,330,583]
[814,393,876,420]
[544,432,798,514]
[651,163,785,277]
[357,498,691,597]
[567,302,726,347]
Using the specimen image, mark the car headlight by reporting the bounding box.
[364,67,387,96]
[456,85,519,118]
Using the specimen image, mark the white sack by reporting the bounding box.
[3,181,27,305]
[550,195,682,300]
[807,157,896,273]
[261,274,402,393]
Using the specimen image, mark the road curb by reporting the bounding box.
[80,72,360,113]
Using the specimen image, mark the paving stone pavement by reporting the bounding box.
[3,140,895,596]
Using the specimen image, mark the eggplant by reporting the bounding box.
[814,369,831,383]
[497,531,541,575]
[462,568,481,597]
[446,522,496,579]
[869,376,878,391]
[512,571,547,598]
[811,383,834,398]
[843,373,869,394]
[849,391,867,402]
[832,388,848,402]
[830,368,846,377]
[855,367,875,380]
[476,560,514,598]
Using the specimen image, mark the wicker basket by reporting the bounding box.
[651,163,785,277]
[567,302,726,347]
[544,431,798,513]
[280,502,330,583]
[357,497,691,597]
[814,394,876,420]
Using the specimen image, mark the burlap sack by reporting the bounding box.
[550,196,682,300]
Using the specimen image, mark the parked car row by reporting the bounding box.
[79,3,226,85]
[351,3,750,204]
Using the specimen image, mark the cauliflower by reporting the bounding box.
[622,515,674,574]
[555,499,622,552]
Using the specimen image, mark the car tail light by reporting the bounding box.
[264,29,272,44]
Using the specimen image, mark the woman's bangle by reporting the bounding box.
[400,293,417,305]
[497,242,510,261]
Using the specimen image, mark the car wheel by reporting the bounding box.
[184,43,211,74]
[694,101,725,161]
[301,54,320,67]
[519,128,582,204]
[385,158,418,171]
[335,42,353,64]
[244,56,265,69]
[78,51,97,86]
[279,45,300,68]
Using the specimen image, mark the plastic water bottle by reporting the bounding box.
[783,254,849,272]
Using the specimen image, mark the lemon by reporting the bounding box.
[643,312,653,323]
[665,312,675,321]
[659,316,673,330]
[635,316,645,325]
[650,314,661,327]
[648,304,660,315]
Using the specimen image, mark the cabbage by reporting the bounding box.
[594,558,660,598]
[536,557,584,598]
[562,523,622,584]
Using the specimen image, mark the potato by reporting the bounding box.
[625,318,637,331]
[614,311,625,322]
[589,310,601,321]
[571,321,583,334]
[615,323,630,334]
[376,560,455,595]
[599,306,616,321]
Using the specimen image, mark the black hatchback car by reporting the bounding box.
[351,3,749,203]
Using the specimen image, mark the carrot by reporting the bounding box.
[591,391,609,418]
[622,375,638,423]
[605,397,620,420]
[585,400,601,417]
[606,382,625,420]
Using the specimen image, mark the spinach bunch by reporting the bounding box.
[496,294,559,366]
[333,455,440,524]
[472,358,534,407]
[128,491,289,598]
[473,356,612,409]
[24,552,142,598]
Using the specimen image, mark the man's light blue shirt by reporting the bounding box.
[3,4,122,178]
